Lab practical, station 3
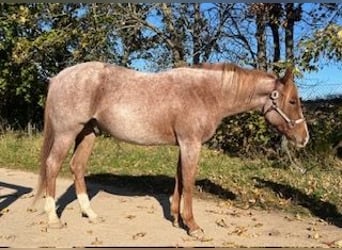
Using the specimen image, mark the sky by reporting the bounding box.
[300,64,342,100]
[140,3,342,100]
[75,3,341,100]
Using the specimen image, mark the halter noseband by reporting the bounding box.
[265,90,305,128]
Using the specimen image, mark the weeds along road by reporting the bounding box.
[0,167,341,247]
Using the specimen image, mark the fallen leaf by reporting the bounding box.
[199,236,213,242]
[0,208,10,215]
[308,233,320,240]
[125,215,136,220]
[215,218,228,228]
[205,209,221,215]
[223,241,243,247]
[137,205,148,209]
[21,193,35,199]
[91,237,103,246]
[333,239,342,247]
[132,232,146,240]
[230,210,241,217]
[284,215,295,222]
[229,226,248,236]
[254,223,263,228]
[248,198,256,204]
[306,226,316,232]
[1,234,16,241]
[26,207,37,213]
[295,213,302,221]
[313,233,320,240]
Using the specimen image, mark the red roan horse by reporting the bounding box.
[34,62,309,238]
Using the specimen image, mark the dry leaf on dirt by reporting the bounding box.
[254,222,263,228]
[26,207,37,213]
[132,232,146,240]
[91,237,103,246]
[125,215,136,220]
[333,239,342,247]
[223,241,244,247]
[0,234,16,241]
[20,193,35,199]
[0,208,10,215]
[229,226,248,236]
[215,218,229,228]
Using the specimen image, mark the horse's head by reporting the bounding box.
[263,68,309,147]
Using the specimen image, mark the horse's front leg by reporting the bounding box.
[178,139,203,238]
[171,152,182,228]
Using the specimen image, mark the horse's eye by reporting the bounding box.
[289,99,296,105]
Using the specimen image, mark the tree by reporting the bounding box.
[0,3,341,130]
[299,3,342,71]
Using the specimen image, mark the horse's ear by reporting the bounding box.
[281,67,294,84]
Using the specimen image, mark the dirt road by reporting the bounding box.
[0,167,341,247]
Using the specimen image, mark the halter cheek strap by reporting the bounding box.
[266,90,305,128]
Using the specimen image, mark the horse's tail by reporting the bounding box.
[32,98,54,206]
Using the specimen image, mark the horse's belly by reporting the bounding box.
[96,110,176,146]
[112,124,175,145]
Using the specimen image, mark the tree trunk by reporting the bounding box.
[285,3,302,63]
[193,3,202,65]
[256,12,267,70]
[285,4,294,62]
[269,22,281,72]
[160,3,185,67]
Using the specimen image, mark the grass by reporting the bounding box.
[0,132,341,226]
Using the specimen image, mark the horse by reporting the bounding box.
[33,62,309,238]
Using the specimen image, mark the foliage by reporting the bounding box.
[0,3,341,160]
[207,98,342,165]
[302,98,342,162]
[207,111,280,158]
[299,24,342,71]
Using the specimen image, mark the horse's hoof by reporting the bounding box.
[89,216,105,224]
[48,220,65,229]
[188,228,205,240]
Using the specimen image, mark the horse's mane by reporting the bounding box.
[191,62,276,105]
[192,62,276,78]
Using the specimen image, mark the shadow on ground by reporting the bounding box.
[253,177,342,228]
[56,174,236,223]
[0,181,32,215]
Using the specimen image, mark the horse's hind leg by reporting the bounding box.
[70,126,102,223]
[45,134,75,228]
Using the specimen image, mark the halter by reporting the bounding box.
[265,90,305,128]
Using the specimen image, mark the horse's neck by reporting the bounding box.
[218,74,276,117]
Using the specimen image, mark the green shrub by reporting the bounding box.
[207,98,342,164]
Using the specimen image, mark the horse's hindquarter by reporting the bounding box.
[95,67,222,146]
[46,62,107,132]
